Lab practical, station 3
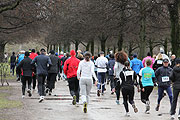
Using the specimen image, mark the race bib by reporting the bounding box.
[162,76,169,82]
[157,60,163,64]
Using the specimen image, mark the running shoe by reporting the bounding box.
[22,95,25,99]
[116,100,120,105]
[72,95,76,105]
[39,96,44,103]
[171,115,175,120]
[132,104,138,113]
[27,90,32,97]
[155,104,160,111]
[83,102,87,113]
[97,90,100,97]
[125,112,130,117]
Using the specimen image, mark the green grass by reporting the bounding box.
[0,90,22,109]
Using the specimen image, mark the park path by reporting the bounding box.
[1,79,178,120]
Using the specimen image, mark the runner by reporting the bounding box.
[31,48,52,103]
[95,51,108,96]
[10,52,16,76]
[77,51,98,113]
[170,58,180,120]
[107,54,115,94]
[46,50,61,95]
[29,49,38,92]
[170,54,176,69]
[142,52,155,68]
[17,51,33,98]
[153,53,163,71]
[120,61,138,117]
[114,51,128,105]
[155,58,173,111]
[139,59,155,114]
[16,50,25,81]
[63,50,80,105]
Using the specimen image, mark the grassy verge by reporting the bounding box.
[0,86,22,109]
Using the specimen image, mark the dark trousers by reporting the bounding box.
[37,74,46,96]
[158,86,172,105]
[47,73,57,91]
[122,88,135,112]
[109,75,115,91]
[68,77,79,102]
[32,75,36,90]
[21,76,32,95]
[97,72,106,93]
[115,78,121,100]
[141,86,153,104]
[171,88,180,115]
[10,63,15,75]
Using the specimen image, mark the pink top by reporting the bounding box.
[142,56,155,69]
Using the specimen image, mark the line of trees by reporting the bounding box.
[0,0,180,61]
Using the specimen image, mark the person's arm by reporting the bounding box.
[63,61,68,75]
[139,68,143,89]
[114,62,118,77]
[31,57,37,65]
[16,60,23,74]
[91,62,98,81]
[77,62,81,80]
[170,70,175,82]
[120,71,125,85]
[47,57,52,65]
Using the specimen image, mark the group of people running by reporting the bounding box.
[8,48,180,119]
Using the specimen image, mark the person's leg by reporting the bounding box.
[157,87,164,104]
[97,72,102,91]
[166,86,173,105]
[68,78,75,97]
[80,79,86,103]
[122,88,129,113]
[46,73,51,90]
[37,75,43,96]
[27,76,32,97]
[42,75,46,96]
[74,77,80,102]
[129,89,138,113]
[110,75,115,92]
[115,78,121,102]
[101,73,106,94]
[171,88,179,115]
[86,79,93,104]
[145,86,154,101]
[32,75,36,90]
[21,76,26,96]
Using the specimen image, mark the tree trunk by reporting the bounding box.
[0,43,6,62]
[98,33,108,54]
[47,44,49,53]
[168,0,180,56]
[67,42,70,52]
[118,33,123,51]
[139,0,146,59]
[91,39,94,55]
[164,38,168,54]
[113,46,116,54]
[86,42,90,51]
[149,39,153,56]
[75,40,80,53]
[64,43,67,53]
[50,44,52,51]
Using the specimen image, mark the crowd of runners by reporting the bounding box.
[8,48,180,120]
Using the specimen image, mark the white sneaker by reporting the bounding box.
[171,115,175,120]
[178,115,180,120]
[22,95,25,99]
[39,96,44,103]
[145,110,150,114]
[125,112,130,117]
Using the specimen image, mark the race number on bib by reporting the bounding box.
[162,76,169,82]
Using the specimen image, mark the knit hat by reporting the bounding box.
[70,50,76,56]
[175,58,180,64]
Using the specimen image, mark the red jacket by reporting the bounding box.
[63,56,80,78]
[29,52,38,60]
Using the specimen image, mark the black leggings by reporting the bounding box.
[141,86,154,104]
[47,73,57,91]
[21,76,32,95]
[115,78,121,100]
[122,88,135,112]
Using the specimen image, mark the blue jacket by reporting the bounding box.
[107,58,115,76]
[17,54,25,65]
[130,58,143,74]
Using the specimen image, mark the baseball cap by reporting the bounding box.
[163,58,169,63]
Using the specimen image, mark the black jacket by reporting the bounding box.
[17,57,33,77]
[31,54,52,76]
[170,66,180,89]
[107,58,115,76]
[120,67,137,90]
[10,55,16,63]
[48,55,61,74]
[155,66,173,87]
[153,59,163,71]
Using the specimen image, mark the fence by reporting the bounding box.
[0,63,10,86]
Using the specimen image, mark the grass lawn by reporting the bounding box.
[0,86,22,109]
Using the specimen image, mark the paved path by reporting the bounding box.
[8,80,179,120]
